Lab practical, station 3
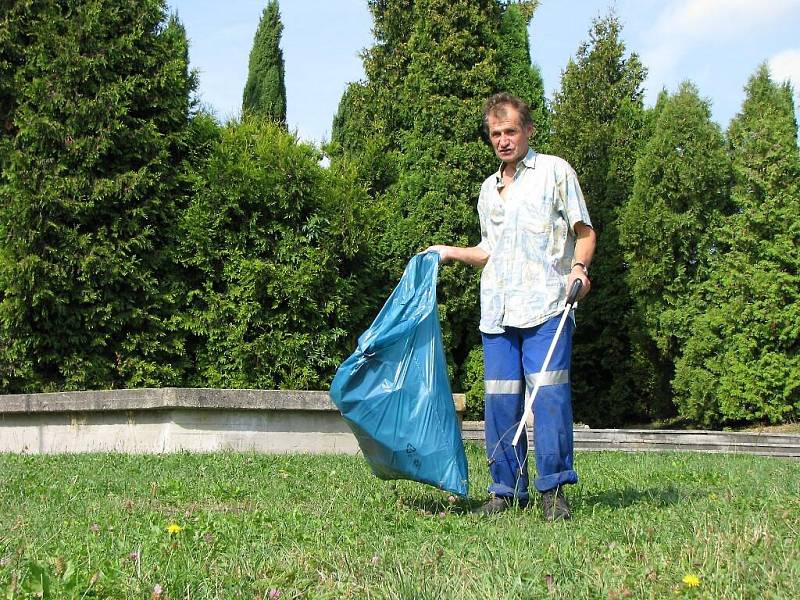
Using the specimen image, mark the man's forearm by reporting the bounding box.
[572,223,596,269]
[427,245,489,268]
[568,222,596,301]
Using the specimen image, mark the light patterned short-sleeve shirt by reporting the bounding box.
[477,149,592,334]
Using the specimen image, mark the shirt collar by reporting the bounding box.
[495,148,537,189]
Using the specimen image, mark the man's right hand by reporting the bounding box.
[424,245,489,268]
[425,245,456,263]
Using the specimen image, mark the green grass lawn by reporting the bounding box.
[1,446,798,599]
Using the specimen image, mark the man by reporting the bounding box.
[428,92,595,521]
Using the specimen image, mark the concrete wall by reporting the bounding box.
[0,388,466,455]
[4,389,797,457]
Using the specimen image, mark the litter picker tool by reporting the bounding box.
[511,278,583,447]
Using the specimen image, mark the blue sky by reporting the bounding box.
[167,0,800,145]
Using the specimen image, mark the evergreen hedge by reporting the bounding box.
[179,117,376,389]
[0,0,193,392]
[0,1,796,427]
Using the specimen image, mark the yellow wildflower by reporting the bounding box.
[682,574,700,587]
[166,523,183,534]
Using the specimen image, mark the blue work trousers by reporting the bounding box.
[482,316,578,500]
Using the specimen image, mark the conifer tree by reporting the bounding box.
[727,65,799,208]
[242,1,287,124]
[0,6,22,152]
[498,2,549,149]
[180,117,375,389]
[329,80,398,195]
[673,66,800,426]
[333,1,546,390]
[0,1,194,392]
[331,82,370,156]
[549,15,648,425]
[618,81,732,416]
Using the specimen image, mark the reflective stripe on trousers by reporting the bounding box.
[482,316,578,499]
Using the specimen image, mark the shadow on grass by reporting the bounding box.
[578,485,690,509]
[393,483,696,516]
[395,493,478,515]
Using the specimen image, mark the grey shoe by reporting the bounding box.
[541,487,571,521]
[471,495,528,515]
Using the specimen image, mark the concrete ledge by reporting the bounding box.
[0,388,466,455]
[462,422,800,458]
[3,388,340,413]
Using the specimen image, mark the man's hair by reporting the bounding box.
[482,92,534,135]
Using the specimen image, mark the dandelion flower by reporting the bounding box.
[682,574,700,587]
[166,523,183,534]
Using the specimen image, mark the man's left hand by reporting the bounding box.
[567,266,591,302]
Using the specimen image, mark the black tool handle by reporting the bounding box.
[566,279,583,306]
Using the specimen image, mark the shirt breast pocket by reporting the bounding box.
[519,214,550,259]
[520,214,548,234]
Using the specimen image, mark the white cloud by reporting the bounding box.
[641,0,800,89]
[769,49,800,93]
[651,0,800,41]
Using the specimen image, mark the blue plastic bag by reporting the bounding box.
[330,252,469,496]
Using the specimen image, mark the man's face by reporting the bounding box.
[487,106,532,165]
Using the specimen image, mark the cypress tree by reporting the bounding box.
[0,1,194,392]
[242,1,287,124]
[497,2,549,149]
[727,65,799,209]
[332,1,547,400]
[618,81,732,417]
[0,4,23,153]
[331,82,370,156]
[329,80,398,195]
[549,15,648,425]
[673,66,800,426]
